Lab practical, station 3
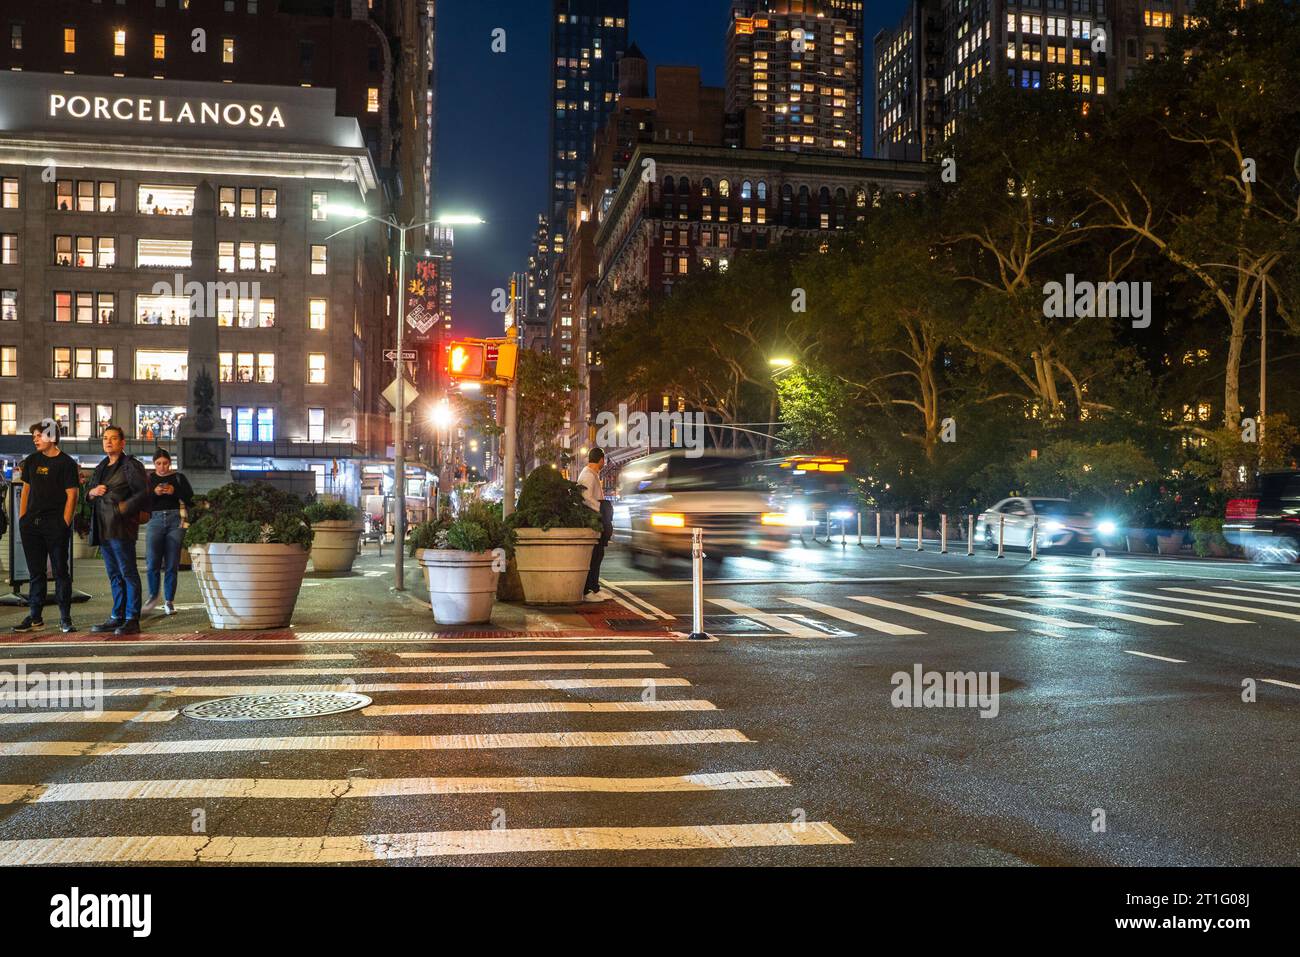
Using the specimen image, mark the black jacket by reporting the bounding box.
[88,454,150,545]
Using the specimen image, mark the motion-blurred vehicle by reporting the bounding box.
[1223,471,1300,563]
[975,497,1117,551]
[749,455,856,534]
[616,450,781,569]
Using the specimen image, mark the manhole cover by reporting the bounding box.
[182,692,372,722]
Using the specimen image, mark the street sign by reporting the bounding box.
[381,377,420,411]
[384,350,417,362]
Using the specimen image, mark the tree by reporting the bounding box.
[515,350,579,472]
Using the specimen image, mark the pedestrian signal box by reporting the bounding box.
[447,341,487,379]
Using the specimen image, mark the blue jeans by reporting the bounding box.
[146,510,184,602]
[101,537,142,622]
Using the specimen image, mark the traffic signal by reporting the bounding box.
[447,340,486,379]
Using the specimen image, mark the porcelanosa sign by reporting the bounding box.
[48,92,286,129]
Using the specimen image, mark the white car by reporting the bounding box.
[975,497,1115,551]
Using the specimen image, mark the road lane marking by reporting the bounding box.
[0,710,178,724]
[708,598,826,638]
[1049,590,1253,624]
[0,654,355,666]
[984,594,1180,626]
[0,821,851,865]
[0,678,693,701]
[73,662,671,680]
[0,728,752,758]
[0,770,791,805]
[896,564,962,576]
[920,593,1091,628]
[601,580,674,619]
[847,595,1012,632]
[1262,678,1300,691]
[1112,589,1300,622]
[362,700,717,716]
[1123,650,1186,663]
[394,650,654,659]
[779,597,923,635]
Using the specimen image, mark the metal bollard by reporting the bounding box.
[840,517,846,547]
[875,511,882,548]
[1029,516,1039,561]
[895,512,902,549]
[967,514,975,556]
[997,514,1005,558]
[941,514,948,554]
[688,527,709,640]
[857,512,863,547]
[916,514,924,552]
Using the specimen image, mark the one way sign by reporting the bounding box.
[385,350,417,362]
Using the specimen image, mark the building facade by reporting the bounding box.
[0,73,389,501]
[727,0,864,158]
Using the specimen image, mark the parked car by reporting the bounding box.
[616,450,781,569]
[1223,470,1300,563]
[975,497,1116,552]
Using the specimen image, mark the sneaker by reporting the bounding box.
[583,591,607,603]
[91,619,123,634]
[12,616,44,634]
[114,618,141,636]
[60,619,76,634]
[141,594,161,614]
[162,601,175,616]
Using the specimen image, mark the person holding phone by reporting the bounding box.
[143,449,194,616]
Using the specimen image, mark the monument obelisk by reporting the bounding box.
[175,180,232,492]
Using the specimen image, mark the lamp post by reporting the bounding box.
[326,207,484,590]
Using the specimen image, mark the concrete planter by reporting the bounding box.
[417,549,500,625]
[309,521,363,573]
[72,539,96,561]
[1156,532,1186,555]
[513,527,600,605]
[189,543,309,630]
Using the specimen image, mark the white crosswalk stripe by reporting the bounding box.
[983,593,1180,626]
[779,596,923,635]
[848,595,1012,632]
[920,593,1091,628]
[1112,588,1300,622]
[1048,590,1252,624]
[1204,586,1300,608]
[0,653,355,666]
[60,662,670,681]
[708,598,826,637]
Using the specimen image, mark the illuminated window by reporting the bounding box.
[153,33,165,59]
[235,407,254,441]
[64,28,75,54]
[311,191,328,221]
[135,349,187,382]
[308,353,326,384]
[308,408,325,442]
[113,29,126,57]
[1,234,17,265]
[219,353,233,383]
[1,178,17,209]
[352,358,361,392]
[309,298,327,330]
[137,184,194,215]
[257,408,274,442]
[310,245,327,275]
[367,87,379,112]
[10,25,21,51]
[257,353,274,383]
[0,289,14,321]
[53,347,72,379]
[136,238,191,269]
[0,346,14,376]
[1,403,15,434]
[222,37,234,64]
[260,189,277,219]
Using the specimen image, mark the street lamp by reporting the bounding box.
[767,357,798,456]
[325,205,484,591]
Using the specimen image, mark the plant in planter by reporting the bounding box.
[505,467,602,604]
[408,501,515,624]
[1148,486,1191,554]
[302,499,364,574]
[183,482,313,630]
[1190,516,1233,558]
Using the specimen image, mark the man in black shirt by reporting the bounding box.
[15,421,81,634]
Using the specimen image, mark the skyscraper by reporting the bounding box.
[548,0,630,258]
[726,0,864,157]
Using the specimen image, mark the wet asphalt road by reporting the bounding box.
[0,541,1296,865]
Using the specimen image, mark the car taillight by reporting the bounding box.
[1226,498,1259,520]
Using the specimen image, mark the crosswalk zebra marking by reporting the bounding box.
[0,821,852,865]
[920,593,1091,628]
[1113,589,1300,622]
[361,700,717,716]
[0,654,355,666]
[847,595,1012,632]
[0,677,694,702]
[0,728,752,758]
[0,770,792,805]
[779,596,923,636]
[1049,590,1252,624]
[1201,586,1300,608]
[708,599,826,638]
[67,662,671,681]
[0,710,178,724]
[1123,650,1187,664]
[1262,678,1300,691]
[983,594,1180,627]
[394,650,655,659]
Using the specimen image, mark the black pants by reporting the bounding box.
[584,502,614,594]
[19,515,72,620]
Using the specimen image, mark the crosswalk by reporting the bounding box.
[0,641,852,865]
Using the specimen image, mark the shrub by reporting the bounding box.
[184,482,313,550]
[1190,516,1228,557]
[506,467,602,532]
[409,501,515,556]
[303,500,361,524]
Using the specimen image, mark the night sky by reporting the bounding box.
[434,0,907,339]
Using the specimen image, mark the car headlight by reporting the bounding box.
[788,505,807,525]
[1043,520,1064,532]
[1097,520,1117,536]
[830,509,855,520]
[650,512,686,528]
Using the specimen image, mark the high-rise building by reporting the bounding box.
[726,0,864,157]
[548,0,630,259]
[524,216,552,352]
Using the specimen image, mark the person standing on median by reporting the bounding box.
[12,421,81,634]
[86,425,151,635]
[142,448,194,617]
[579,447,614,603]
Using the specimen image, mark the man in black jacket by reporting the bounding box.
[87,425,151,635]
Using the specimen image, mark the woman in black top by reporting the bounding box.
[143,449,195,616]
